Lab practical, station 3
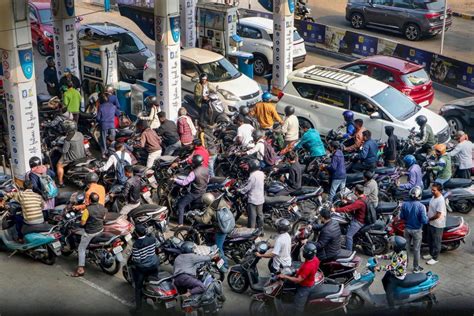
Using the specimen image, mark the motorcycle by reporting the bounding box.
[295,1,315,22]
[345,257,438,311]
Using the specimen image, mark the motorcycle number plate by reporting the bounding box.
[149,175,157,185]
[84,143,90,149]
[113,246,123,254]
[125,234,132,242]
[52,241,61,249]
[217,259,225,268]
[165,300,176,309]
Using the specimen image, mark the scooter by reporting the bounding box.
[295,0,315,22]
[345,257,439,311]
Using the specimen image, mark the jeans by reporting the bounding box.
[146,149,162,168]
[131,265,158,310]
[100,128,116,155]
[78,229,102,267]
[382,272,404,306]
[294,285,312,313]
[174,273,206,295]
[346,220,364,251]
[455,168,471,179]
[404,228,423,269]
[177,193,201,225]
[247,203,264,229]
[120,202,141,216]
[215,232,228,268]
[208,155,217,177]
[329,179,346,202]
[164,141,181,156]
[427,225,443,260]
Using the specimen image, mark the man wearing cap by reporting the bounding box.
[59,68,81,91]
[448,131,473,179]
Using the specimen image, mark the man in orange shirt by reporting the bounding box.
[344,119,366,152]
[73,173,106,211]
[253,92,283,130]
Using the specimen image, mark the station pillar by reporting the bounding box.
[181,0,198,48]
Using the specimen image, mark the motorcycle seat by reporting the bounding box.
[443,178,472,189]
[308,284,342,300]
[346,173,364,184]
[228,227,258,239]
[159,156,178,165]
[444,216,462,231]
[104,212,121,224]
[37,93,52,103]
[264,195,294,205]
[132,165,148,175]
[335,249,356,262]
[90,232,117,244]
[376,202,398,214]
[128,204,167,218]
[148,271,173,284]
[398,273,427,288]
[374,167,396,175]
[291,186,321,196]
[22,223,54,235]
[116,128,134,137]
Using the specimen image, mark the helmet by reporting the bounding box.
[85,172,99,183]
[202,193,216,207]
[302,242,317,260]
[145,95,158,107]
[252,129,265,141]
[409,186,423,200]
[191,155,204,168]
[63,120,77,133]
[76,192,86,204]
[363,171,374,180]
[46,56,55,65]
[284,105,295,116]
[239,106,250,116]
[88,93,99,106]
[199,73,208,81]
[247,159,260,173]
[403,155,416,168]
[434,143,446,155]
[181,241,195,254]
[275,218,291,234]
[343,110,354,122]
[415,115,427,127]
[29,156,42,168]
[105,85,115,95]
[388,236,407,253]
[262,92,272,102]
[256,241,269,254]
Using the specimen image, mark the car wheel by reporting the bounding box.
[404,23,421,41]
[350,13,365,29]
[37,40,49,56]
[446,116,464,138]
[253,55,269,77]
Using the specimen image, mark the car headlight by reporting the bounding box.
[218,89,241,102]
[227,106,237,113]
[122,61,137,70]
[44,30,53,38]
[439,105,458,113]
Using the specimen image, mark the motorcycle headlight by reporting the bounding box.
[122,61,137,70]
[264,282,280,295]
[218,89,241,102]
[43,30,53,38]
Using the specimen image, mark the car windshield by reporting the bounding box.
[111,32,147,54]
[38,9,53,25]
[372,86,421,121]
[401,69,430,87]
[423,0,445,10]
[197,58,241,82]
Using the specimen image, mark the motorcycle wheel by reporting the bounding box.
[122,265,133,286]
[99,257,121,275]
[249,299,273,316]
[291,219,312,237]
[347,293,365,311]
[451,200,472,214]
[361,235,387,256]
[227,271,249,293]
[39,247,56,265]
[173,227,202,245]
[445,240,461,251]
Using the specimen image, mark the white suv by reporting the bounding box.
[277,65,450,142]
[237,17,307,77]
[143,48,262,114]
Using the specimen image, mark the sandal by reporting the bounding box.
[71,270,85,277]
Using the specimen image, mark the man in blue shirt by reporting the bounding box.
[398,155,424,192]
[97,93,121,157]
[399,186,428,273]
[105,85,121,109]
[326,141,346,202]
[351,130,378,172]
[294,121,326,158]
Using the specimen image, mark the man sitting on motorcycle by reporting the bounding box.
[244,130,267,169]
[294,121,326,160]
[186,139,210,168]
[113,166,141,216]
[73,173,106,212]
[398,155,424,191]
[314,208,341,262]
[341,110,356,140]
[281,106,299,147]
[256,219,292,273]
[413,115,435,162]
[272,151,303,195]
[429,144,452,186]
[253,92,283,130]
[57,121,86,188]
[235,115,255,148]
[173,241,213,297]
[375,236,408,307]
[344,119,366,152]
[350,130,378,172]
[98,142,132,185]
[278,242,320,313]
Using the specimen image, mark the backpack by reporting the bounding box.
[29,172,58,200]
[263,141,277,166]
[113,151,130,185]
[216,207,235,234]
[364,200,377,225]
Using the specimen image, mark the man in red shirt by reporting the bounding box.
[333,184,367,251]
[186,139,210,168]
[278,242,320,313]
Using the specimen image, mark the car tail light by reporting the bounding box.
[401,88,411,96]
[425,12,441,20]
[277,91,284,100]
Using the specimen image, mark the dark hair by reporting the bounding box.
[23,179,33,189]
[198,121,207,129]
[193,138,202,147]
[66,80,74,88]
[124,165,134,174]
[98,93,108,104]
[320,208,331,220]
[236,115,245,124]
[114,142,124,151]
[362,130,371,139]
[432,182,443,192]
[330,141,340,150]
[354,119,363,126]
[89,192,100,203]
[158,111,167,119]
[300,120,311,130]
[135,224,147,237]
[286,151,297,161]
[355,184,364,195]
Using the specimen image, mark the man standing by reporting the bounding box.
[253,92,283,129]
[194,73,210,109]
[239,159,265,230]
[157,112,181,155]
[63,80,82,123]
[96,93,121,157]
[326,141,346,202]
[115,166,142,216]
[43,57,59,97]
[384,126,398,167]
[448,131,473,179]
[399,186,428,273]
[138,121,162,168]
[424,183,446,265]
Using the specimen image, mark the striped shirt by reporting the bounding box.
[131,235,159,269]
[9,190,44,225]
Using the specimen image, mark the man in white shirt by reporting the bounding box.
[423,183,446,265]
[256,218,292,273]
[281,105,299,146]
[245,130,266,165]
[235,115,255,148]
[239,159,265,229]
[98,142,132,181]
[448,131,473,179]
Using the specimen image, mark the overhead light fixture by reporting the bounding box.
[13,0,28,22]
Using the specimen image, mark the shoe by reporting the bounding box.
[422,254,432,260]
[58,183,66,188]
[413,266,424,273]
[426,259,438,265]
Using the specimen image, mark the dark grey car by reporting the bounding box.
[346,0,452,41]
[78,23,154,82]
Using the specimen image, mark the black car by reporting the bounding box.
[78,23,153,82]
[439,97,474,139]
[346,0,452,41]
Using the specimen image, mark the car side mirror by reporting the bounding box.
[191,76,199,83]
[370,112,381,119]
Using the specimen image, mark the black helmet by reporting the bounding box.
[191,155,204,168]
[302,242,317,260]
[46,56,55,65]
[248,159,260,172]
[252,129,265,141]
[363,171,374,180]
[181,241,195,254]
[76,192,86,204]
[415,115,427,127]
[145,95,158,107]
[284,105,295,116]
[239,106,250,116]
[199,73,208,81]
[275,218,291,234]
[86,172,99,183]
[29,156,42,168]
[389,236,407,253]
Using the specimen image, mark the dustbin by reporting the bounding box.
[229,51,254,79]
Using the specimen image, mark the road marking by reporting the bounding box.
[76,277,134,307]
